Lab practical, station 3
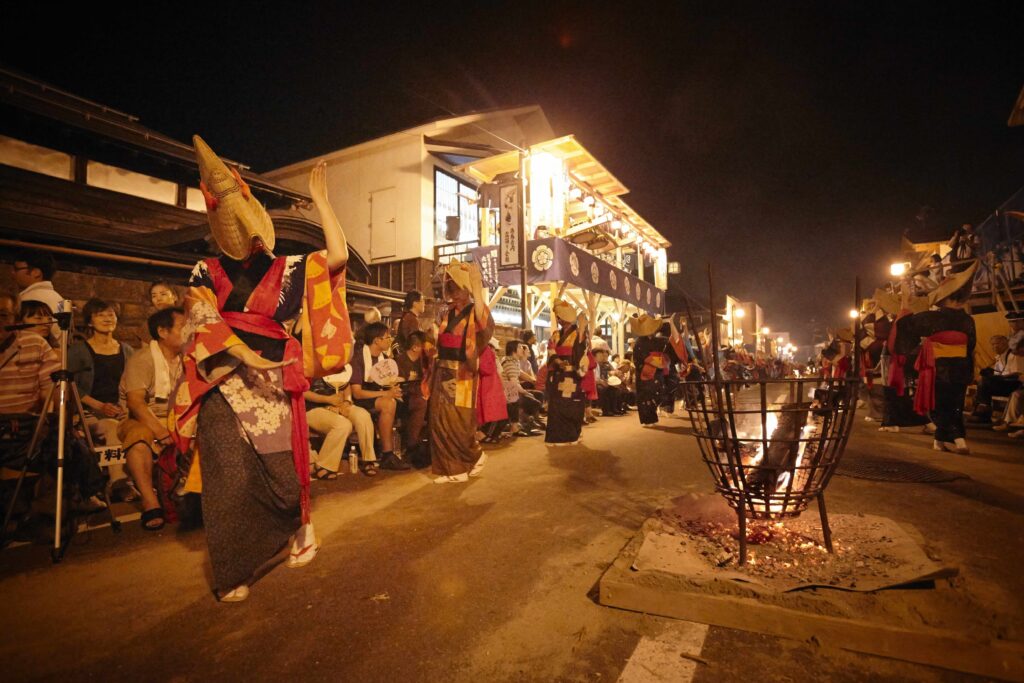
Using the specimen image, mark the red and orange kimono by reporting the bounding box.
[426,302,493,476]
[171,250,351,592]
[634,333,686,425]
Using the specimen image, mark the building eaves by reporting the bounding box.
[0,66,311,204]
[266,104,548,178]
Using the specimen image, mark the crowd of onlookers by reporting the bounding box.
[827,222,1024,442]
[0,256,658,539]
[1,250,189,530]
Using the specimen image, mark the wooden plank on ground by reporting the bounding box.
[599,563,1024,682]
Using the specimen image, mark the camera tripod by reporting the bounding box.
[0,301,119,562]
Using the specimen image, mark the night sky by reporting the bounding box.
[4,2,1023,343]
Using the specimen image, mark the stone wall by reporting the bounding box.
[0,263,185,348]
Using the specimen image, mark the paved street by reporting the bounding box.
[1,411,1021,683]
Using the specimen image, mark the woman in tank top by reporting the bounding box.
[69,298,134,485]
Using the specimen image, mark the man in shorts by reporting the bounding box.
[117,307,184,529]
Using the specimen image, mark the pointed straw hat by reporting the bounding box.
[628,313,663,337]
[928,260,978,306]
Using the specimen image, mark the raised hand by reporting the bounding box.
[306,160,348,270]
[308,160,329,204]
[468,262,484,293]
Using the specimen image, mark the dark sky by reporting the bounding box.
[4,2,1023,343]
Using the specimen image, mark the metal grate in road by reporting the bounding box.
[836,456,967,483]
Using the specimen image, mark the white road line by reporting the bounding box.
[617,621,709,683]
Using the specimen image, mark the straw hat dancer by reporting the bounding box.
[170,137,354,602]
[426,260,494,483]
[629,313,686,426]
[542,299,590,445]
[893,261,978,454]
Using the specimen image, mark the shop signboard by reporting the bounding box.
[472,238,664,315]
[498,182,524,270]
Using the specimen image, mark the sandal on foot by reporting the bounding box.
[218,585,249,602]
[360,461,379,477]
[312,465,339,480]
[141,507,165,531]
[287,539,321,568]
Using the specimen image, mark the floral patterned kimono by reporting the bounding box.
[426,302,493,476]
[171,250,351,592]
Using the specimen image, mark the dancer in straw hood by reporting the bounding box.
[542,299,590,445]
[631,312,686,426]
[171,137,353,601]
[426,260,494,483]
[894,261,977,454]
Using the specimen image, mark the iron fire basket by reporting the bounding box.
[681,376,860,564]
[680,265,862,565]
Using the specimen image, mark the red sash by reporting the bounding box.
[438,332,463,349]
[887,312,908,396]
[221,310,313,523]
[641,351,669,381]
[913,331,968,416]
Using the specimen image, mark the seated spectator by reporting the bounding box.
[618,352,637,407]
[117,307,185,530]
[305,371,378,477]
[501,340,542,436]
[149,281,180,311]
[993,385,1024,435]
[1009,311,1024,358]
[593,341,626,416]
[68,299,134,494]
[520,329,540,383]
[350,322,410,471]
[477,338,509,443]
[1,294,106,512]
[396,331,429,466]
[0,293,59,418]
[394,290,425,349]
[18,300,55,347]
[970,333,1022,424]
[13,249,63,341]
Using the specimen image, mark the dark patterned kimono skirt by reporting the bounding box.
[198,391,301,592]
[545,368,585,443]
[637,377,663,425]
[428,362,482,476]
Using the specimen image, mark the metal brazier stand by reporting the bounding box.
[682,266,860,565]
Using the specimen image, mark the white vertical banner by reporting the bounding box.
[498,182,523,269]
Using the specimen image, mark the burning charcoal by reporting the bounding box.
[747,403,810,496]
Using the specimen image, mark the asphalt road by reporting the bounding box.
[1,409,1020,682]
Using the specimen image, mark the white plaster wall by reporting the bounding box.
[270,136,426,263]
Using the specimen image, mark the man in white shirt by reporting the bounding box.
[117,308,184,530]
[13,250,64,340]
[971,334,1022,423]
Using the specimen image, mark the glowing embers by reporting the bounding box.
[683,377,859,564]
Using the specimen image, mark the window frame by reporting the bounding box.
[433,166,479,245]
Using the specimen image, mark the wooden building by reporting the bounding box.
[0,68,403,344]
